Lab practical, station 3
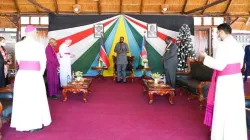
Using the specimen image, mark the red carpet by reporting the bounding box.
[1,78,226,140]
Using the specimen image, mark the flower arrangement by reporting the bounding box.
[151,72,161,84]
[75,71,83,78]
[75,71,83,81]
[98,57,103,67]
[143,59,148,68]
[151,72,161,79]
[142,59,148,63]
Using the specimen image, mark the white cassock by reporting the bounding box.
[10,37,51,131]
[203,35,247,140]
[59,43,71,86]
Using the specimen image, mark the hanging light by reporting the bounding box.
[73,4,81,14]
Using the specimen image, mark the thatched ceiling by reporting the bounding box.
[0,0,250,29]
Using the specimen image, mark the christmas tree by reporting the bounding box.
[176,24,196,72]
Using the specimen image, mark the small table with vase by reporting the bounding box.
[62,78,92,102]
[136,67,152,79]
[91,66,108,80]
[142,79,175,105]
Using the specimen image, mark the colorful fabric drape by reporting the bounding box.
[48,14,194,76]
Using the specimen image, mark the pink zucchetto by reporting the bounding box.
[25,25,37,33]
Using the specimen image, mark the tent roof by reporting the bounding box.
[0,0,249,29]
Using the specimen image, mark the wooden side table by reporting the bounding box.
[62,78,92,102]
[91,66,108,80]
[136,67,152,79]
[142,79,175,105]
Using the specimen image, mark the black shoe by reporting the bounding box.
[116,81,121,83]
[29,127,43,133]
[123,81,127,83]
[50,95,58,99]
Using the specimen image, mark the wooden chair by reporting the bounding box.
[112,55,135,82]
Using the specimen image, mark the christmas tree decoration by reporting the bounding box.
[176,24,196,72]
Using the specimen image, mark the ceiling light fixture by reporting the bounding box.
[73,4,81,14]
[163,8,168,11]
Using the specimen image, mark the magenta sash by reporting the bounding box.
[19,61,40,71]
[204,63,241,128]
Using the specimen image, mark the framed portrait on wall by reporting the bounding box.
[147,23,158,38]
[94,24,104,38]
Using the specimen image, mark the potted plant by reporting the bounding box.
[75,71,83,81]
[98,58,103,67]
[143,59,148,68]
[151,72,161,84]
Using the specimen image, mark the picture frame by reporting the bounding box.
[147,23,158,38]
[94,24,104,38]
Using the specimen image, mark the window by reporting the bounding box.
[21,17,29,24]
[21,27,26,36]
[203,17,212,25]
[214,17,224,25]
[5,28,17,32]
[31,17,39,24]
[40,17,48,25]
[194,17,202,25]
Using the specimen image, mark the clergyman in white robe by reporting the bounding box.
[59,38,72,86]
[201,23,247,140]
[11,25,51,132]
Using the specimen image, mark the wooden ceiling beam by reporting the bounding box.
[201,0,209,14]
[13,0,20,13]
[53,0,59,14]
[230,17,239,25]
[0,12,249,17]
[243,17,250,30]
[181,0,188,14]
[5,16,17,27]
[28,0,55,14]
[184,0,227,14]
[140,0,143,14]
[98,0,101,14]
[120,0,122,13]
[223,0,232,14]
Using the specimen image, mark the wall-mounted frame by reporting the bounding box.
[194,26,212,56]
[147,23,157,38]
[94,24,104,38]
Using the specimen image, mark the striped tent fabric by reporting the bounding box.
[48,14,194,77]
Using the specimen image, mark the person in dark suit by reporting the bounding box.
[0,37,9,87]
[162,37,178,90]
[244,45,250,82]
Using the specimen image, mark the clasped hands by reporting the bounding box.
[199,51,207,58]
[118,50,124,54]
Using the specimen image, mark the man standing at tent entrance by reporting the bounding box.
[114,36,129,83]
[244,44,250,82]
[200,23,247,140]
[11,25,51,132]
[162,37,178,90]
[59,38,73,86]
[46,38,60,99]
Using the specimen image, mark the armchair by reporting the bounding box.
[112,55,135,82]
[176,58,213,109]
[0,86,13,140]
